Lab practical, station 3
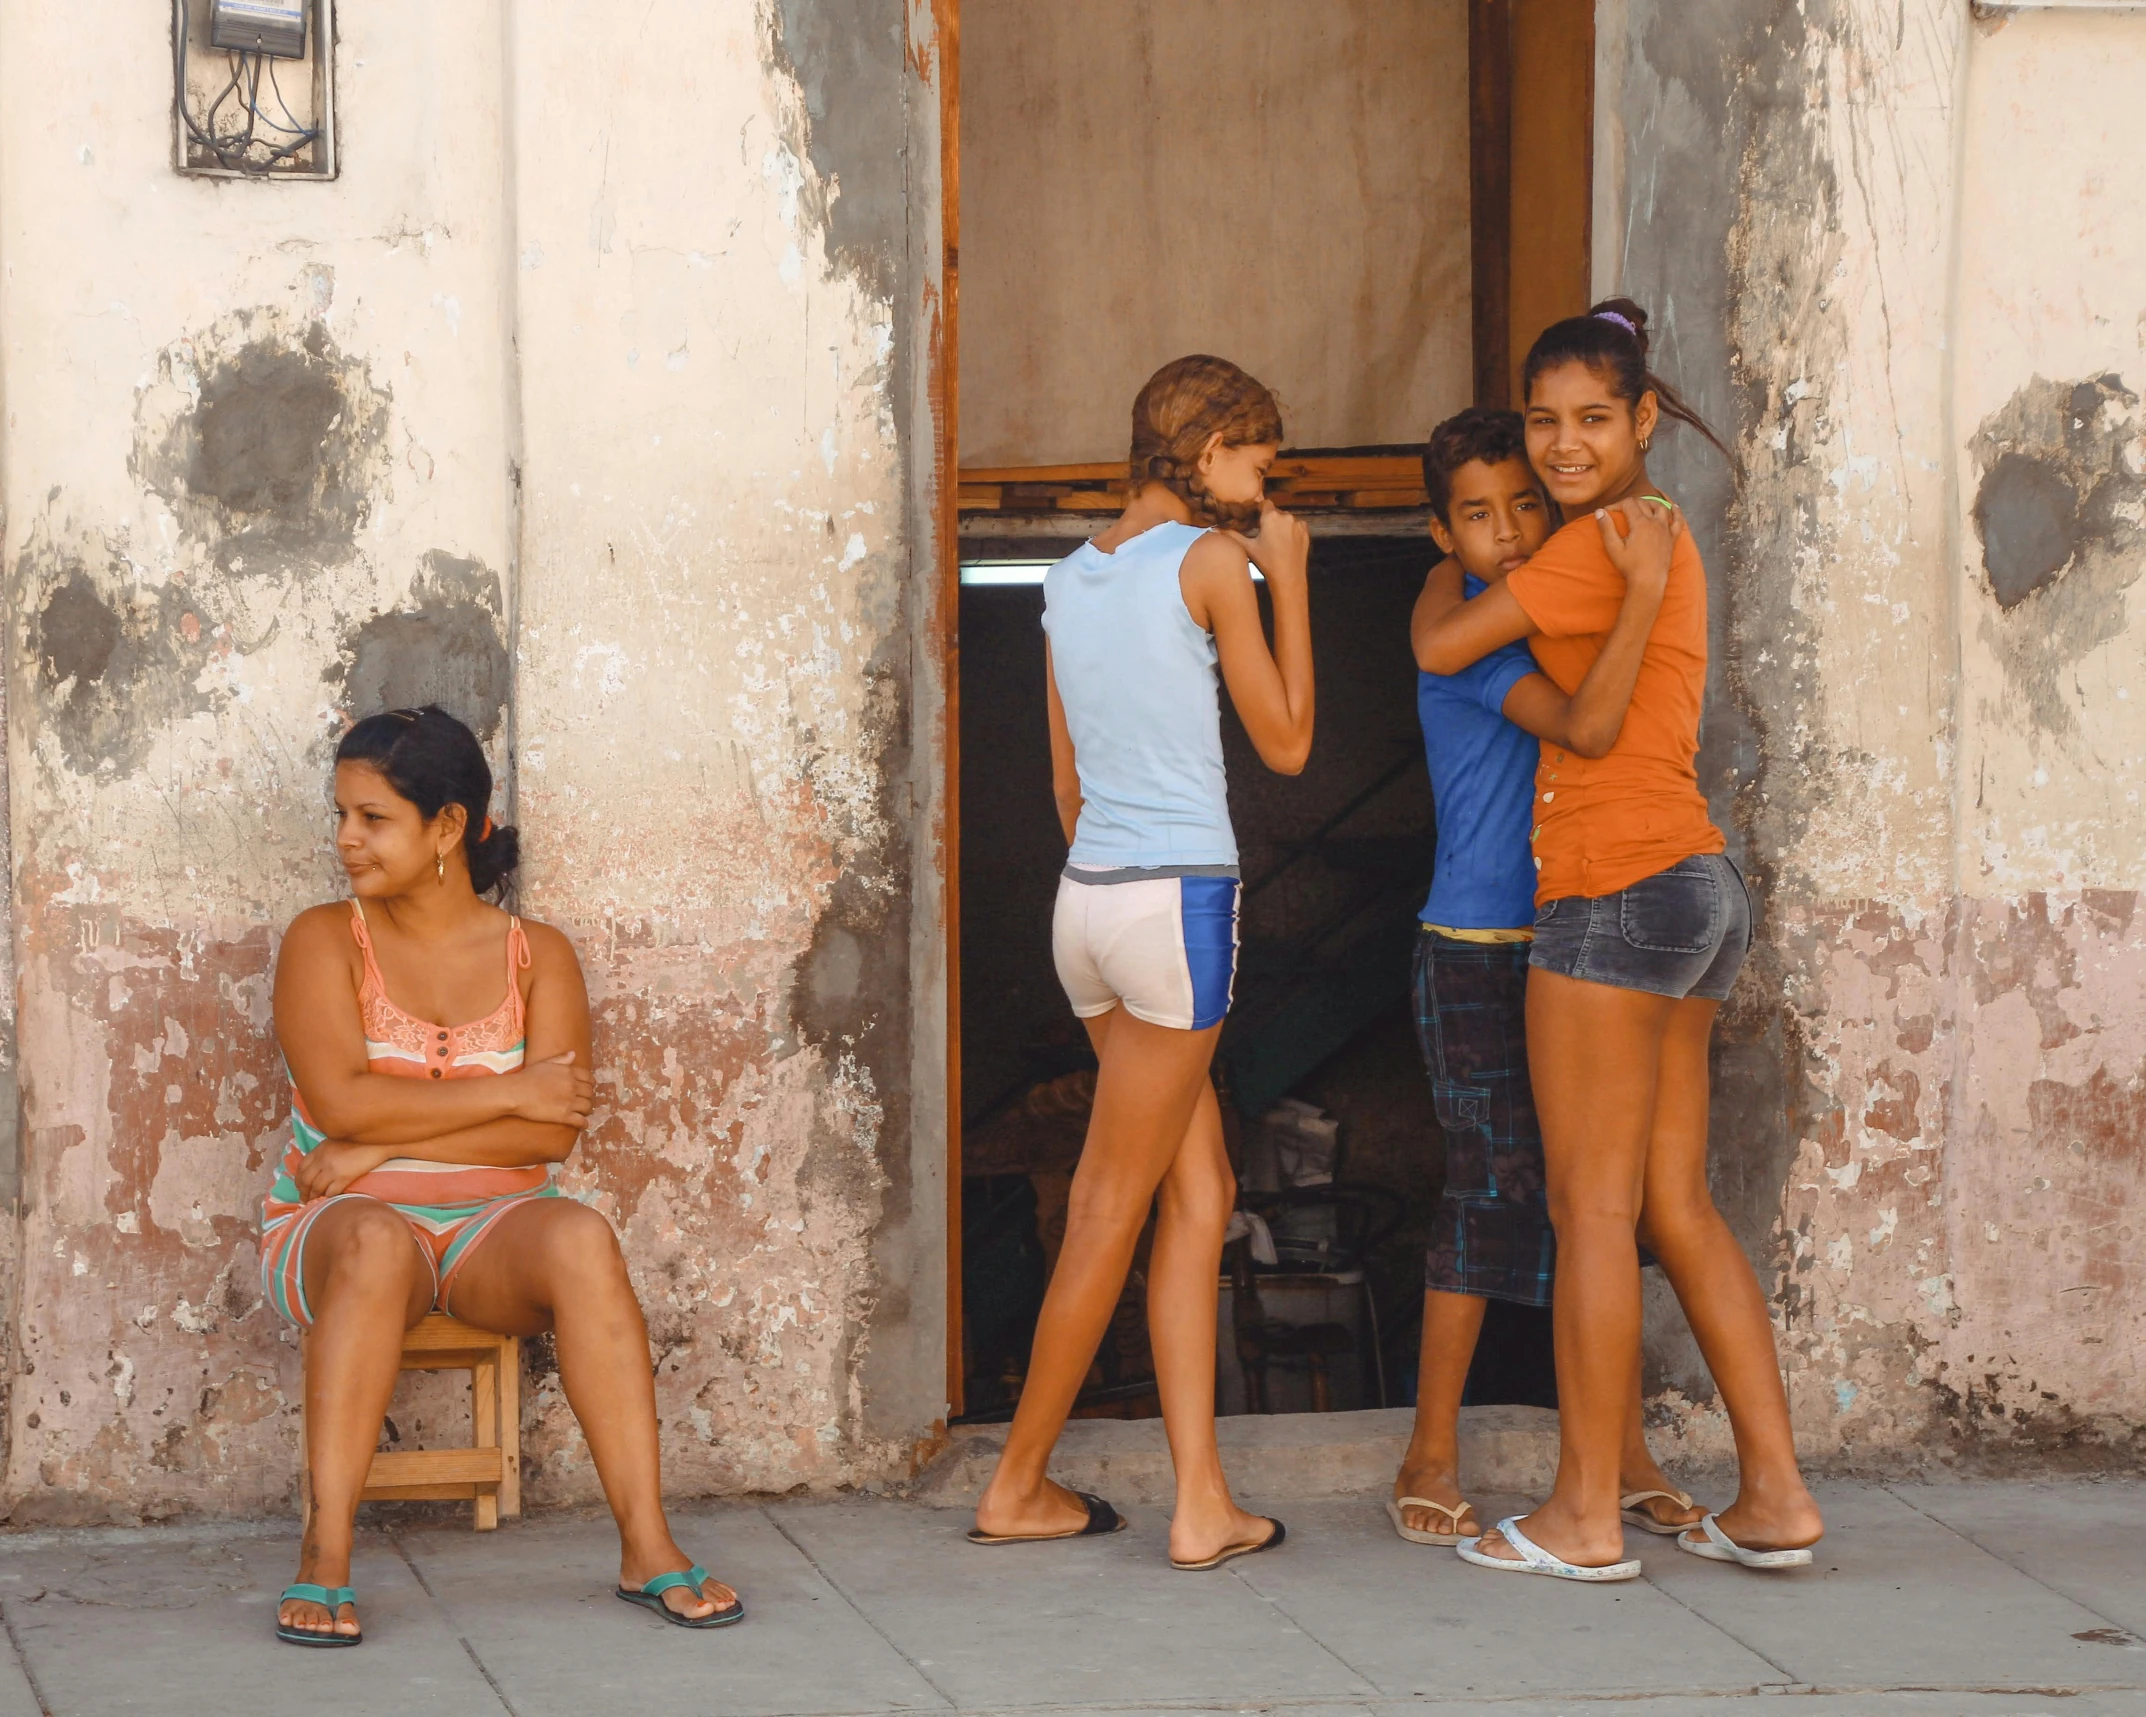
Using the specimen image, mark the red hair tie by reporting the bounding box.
[479,815,494,840]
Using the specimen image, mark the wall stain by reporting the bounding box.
[1972,374,2146,740]
[765,0,908,304]
[328,551,510,741]
[19,530,215,778]
[133,311,392,577]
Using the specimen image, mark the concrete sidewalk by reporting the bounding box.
[1,1480,2141,1716]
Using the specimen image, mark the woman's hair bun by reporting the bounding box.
[467,820,520,896]
[335,704,522,900]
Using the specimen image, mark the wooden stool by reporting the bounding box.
[303,1314,522,1530]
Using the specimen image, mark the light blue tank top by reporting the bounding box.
[1041,521,1237,867]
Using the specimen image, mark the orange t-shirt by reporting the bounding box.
[1503,514,1723,903]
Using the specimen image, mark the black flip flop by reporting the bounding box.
[1171,1516,1286,1572]
[967,1491,1126,1545]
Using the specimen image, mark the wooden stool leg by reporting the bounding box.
[472,1355,500,1531]
[499,1336,522,1519]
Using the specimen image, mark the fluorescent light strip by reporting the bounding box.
[960,561,1056,586]
[959,559,1264,587]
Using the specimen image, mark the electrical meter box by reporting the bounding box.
[173,0,335,178]
[208,0,306,59]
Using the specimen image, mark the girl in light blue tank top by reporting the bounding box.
[972,356,1316,1574]
[1043,519,1236,868]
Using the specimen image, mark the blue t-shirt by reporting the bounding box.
[1417,575,1542,930]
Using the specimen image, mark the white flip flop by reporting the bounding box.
[1676,1512,1816,1570]
[1385,1494,1475,1546]
[1620,1488,1699,1536]
[1457,1516,1642,1583]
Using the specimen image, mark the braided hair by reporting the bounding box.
[1128,355,1285,531]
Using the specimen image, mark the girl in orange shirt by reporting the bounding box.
[1417,301,1823,1581]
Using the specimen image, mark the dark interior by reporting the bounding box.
[955,532,1560,1421]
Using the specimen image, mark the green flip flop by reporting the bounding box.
[615,1565,745,1629]
[275,1583,361,1647]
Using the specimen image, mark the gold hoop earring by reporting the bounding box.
[1640,436,1652,452]
[436,851,446,884]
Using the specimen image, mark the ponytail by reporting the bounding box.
[1521,298,1734,470]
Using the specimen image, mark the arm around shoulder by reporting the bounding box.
[1416,577,1536,677]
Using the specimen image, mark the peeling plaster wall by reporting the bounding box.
[505,0,937,1502]
[0,0,947,1521]
[1601,0,2146,1467]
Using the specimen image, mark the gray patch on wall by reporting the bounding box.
[134,314,392,576]
[765,0,908,302]
[1611,0,1830,1402]
[1972,374,2146,739]
[19,534,217,777]
[327,552,510,741]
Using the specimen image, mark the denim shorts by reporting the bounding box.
[1529,853,1751,1001]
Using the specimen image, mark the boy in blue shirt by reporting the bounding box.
[1387,408,1701,1546]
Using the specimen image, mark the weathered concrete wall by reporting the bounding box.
[505,0,941,1499]
[959,0,1471,465]
[1601,0,2146,1468]
[0,0,947,1522]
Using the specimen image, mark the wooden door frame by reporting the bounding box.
[1470,0,1516,410]
[934,0,964,1421]
[1471,0,1596,409]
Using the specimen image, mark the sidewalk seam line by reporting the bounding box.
[758,1504,960,1710]
[390,1532,523,1717]
[1881,1481,2142,1640]
[0,1601,55,1717]
[1225,1564,1390,1698]
[1633,1564,1802,1687]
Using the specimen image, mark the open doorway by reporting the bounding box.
[946,0,1594,1423]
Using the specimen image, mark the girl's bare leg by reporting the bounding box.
[448,1199,737,1619]
[973,1008,1226,1539]
[1393,1290,1487,1535]
[1144,1076,1272,1563]
[283,1199,435,1639]
[1474,970,1669,1568]
[1619,1346,1704,1530]
[1637,998,1822,1549]
[1397,1300,1692,1540]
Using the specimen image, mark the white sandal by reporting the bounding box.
[1676,1511,1816,1570]
[1620,1488,1699,1535]
[1385,1494,1475,1546]
[1457,1516,1642,1583]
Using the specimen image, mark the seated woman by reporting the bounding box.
[264,704,739,1645]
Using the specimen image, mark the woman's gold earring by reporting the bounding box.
[436,851,446,883]
[1640,436,1652,452]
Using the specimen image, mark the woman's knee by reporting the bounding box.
[540,1203,631,1286]
[1063,1148,1167,1228]
[1158,1158,1235,1230]
[1636,1189,1724,1254]
[320,1203,422,1282]
[1548,1188,1642,1240]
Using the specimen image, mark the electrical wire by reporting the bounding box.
[174,2,320,175]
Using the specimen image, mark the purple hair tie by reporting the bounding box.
[1594,310,1640,337]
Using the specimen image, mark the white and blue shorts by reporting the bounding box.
[1051,866,1241,1032]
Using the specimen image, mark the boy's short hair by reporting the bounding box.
[1421,407,1533,523]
